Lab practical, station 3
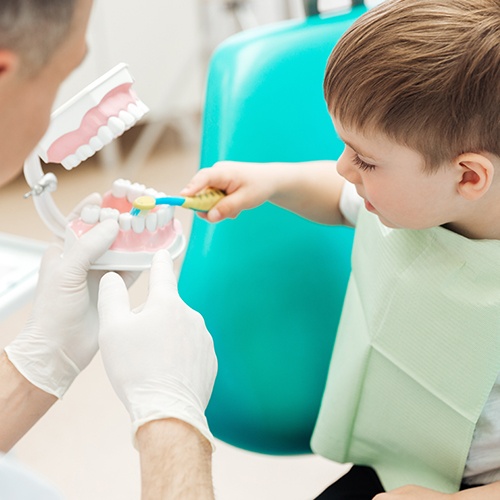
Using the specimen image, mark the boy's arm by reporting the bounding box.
[136,419,214,500]
[269,161,346,225]
[181,160,346,225]
[0,352,57,452]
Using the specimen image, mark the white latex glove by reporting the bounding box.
[5,213,120,399]
[98,250,217,450]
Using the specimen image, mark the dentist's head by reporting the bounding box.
[0,0,93,186]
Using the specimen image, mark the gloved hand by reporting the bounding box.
[5,194,122,399]
[98,250,217,450]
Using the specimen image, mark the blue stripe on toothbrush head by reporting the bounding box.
[155,196,185,206]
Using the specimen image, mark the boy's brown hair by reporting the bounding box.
[324,0,500,170]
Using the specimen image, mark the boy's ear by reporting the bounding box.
[455,152,494,201]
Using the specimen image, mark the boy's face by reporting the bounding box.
[333,118,462,231]
[0,0,93,187]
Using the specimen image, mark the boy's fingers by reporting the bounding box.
[180,171,212,196]
[180,164,235,196]
[205,190,252,222]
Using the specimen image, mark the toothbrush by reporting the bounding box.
[131,188,225,216]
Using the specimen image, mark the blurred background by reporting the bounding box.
[0,1,385,498]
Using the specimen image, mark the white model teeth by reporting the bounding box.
[97,126,114,145]
[146,213,158,232]
[144,187,159,198]
[127,182,146,203]
[108,116,126,135]
[60,100,147,170]
[81,204,101,225]
[111,179,159,202]
[157,206,173,227]
[119,110,135,130]
[118,212,133,231]
[89,136,104,152]
[80,203,173,232]
[76,145,94,161]
[99,207,120,222]
[132,215,145,234]
[112,178,132,198]
[131,100,148,118]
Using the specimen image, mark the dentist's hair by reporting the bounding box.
[324,0,500,170]
[0,0,77,74]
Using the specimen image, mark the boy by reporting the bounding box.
[181,0,500,497]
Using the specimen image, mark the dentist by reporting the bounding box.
[0,1,217,498]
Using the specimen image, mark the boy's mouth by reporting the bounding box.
[364,199,376,212]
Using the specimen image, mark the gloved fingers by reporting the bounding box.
[35,240,66,287]
[119,270,141,290]
[98,271,131,323]
[66,192,103,222]
[64,219,119,273]
[146,250,178,306]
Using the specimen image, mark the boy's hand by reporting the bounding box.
[180,161,282,222]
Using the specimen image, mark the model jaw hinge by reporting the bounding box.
[23,172,58,199]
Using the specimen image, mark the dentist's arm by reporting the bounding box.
[98,250,217,500]
[0,352,56,451]
[136,419,214,500]
[181,160,345,225]
[0,217,120,451]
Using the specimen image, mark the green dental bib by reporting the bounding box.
[311,209,500,493]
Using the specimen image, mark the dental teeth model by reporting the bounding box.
[23,63,185,270]
[37,63,149,170]
[66,178,185,270]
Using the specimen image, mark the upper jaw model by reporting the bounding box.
[23,63,185,270]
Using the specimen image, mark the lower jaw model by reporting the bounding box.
[24,63,185,271]
[66,178,185,270]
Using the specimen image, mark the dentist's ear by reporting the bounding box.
[0,50,19,81]
[455,152,495,201]
[0,50,20,96]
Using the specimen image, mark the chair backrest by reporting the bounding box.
[178,5,365,455]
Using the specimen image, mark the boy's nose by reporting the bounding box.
[336,149,361,185]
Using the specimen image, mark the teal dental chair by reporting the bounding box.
[178,1,365,455]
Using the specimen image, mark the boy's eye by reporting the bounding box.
[353,154,376,171]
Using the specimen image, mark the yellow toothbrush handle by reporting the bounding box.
[182,188,225,212]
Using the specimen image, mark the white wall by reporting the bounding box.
[55,0,203,121]
[54,0,304,122]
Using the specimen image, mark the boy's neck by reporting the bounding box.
[445,196,500,241]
